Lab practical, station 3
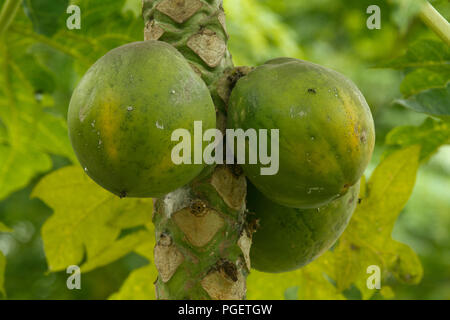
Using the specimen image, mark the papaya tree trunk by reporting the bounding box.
[142,0,253,300]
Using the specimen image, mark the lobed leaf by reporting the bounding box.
[0,144,52,201]
[81,229,154,273]
[32,166,153,272]
[249,146,423,300]
[330,145,423,298]
[0,0,143,200]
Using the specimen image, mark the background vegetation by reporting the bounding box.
[0,0,449,299]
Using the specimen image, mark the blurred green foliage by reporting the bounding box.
[0,0,449,300]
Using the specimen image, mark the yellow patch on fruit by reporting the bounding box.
[97,93,121,161]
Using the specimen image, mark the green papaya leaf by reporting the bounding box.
[0,144,52,201]
[19,53,56,93]
[109,239,158,300]
[0,0,143,200]
[22,0,70,36]
[329,145,423,299]
[109,265,158,300]
[384,117,450,162]
[400,67,450,97]
[0,96,76,200]
[0,221,11,297]
[247,260,345,300]
[284,286,299,300]
[379,39,449,69]
[0,221,12,232]
[249,146,422,300]
[0,252,5,298]
[10,0,143,72]
[29,43,77,116]
[0,24,73,200]
[380,286,395,299]
[395,83,450,118]
[134,239,154,261]
[81,229,153,273]
[247,270,301,300]
[32,166,153,272]
[378,39,450,117]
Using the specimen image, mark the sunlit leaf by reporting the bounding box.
[249,146,423,300]
[81,229,153,273]
[109,265,158,300]
[247,269,301,300]
[329,145,423,299]
[134,239,154,261]
[0,144,52,201]
[0,98,76,200]
[32,166,153,272]
[380,285,395,299]
[0,0,142,200]
[247,260,345,300]
[395,83,450,118]
[109,235,158,300]
[284,286,299,300]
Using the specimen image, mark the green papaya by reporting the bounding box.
[228,58,374,208]
[248,181,360,273]
[68,41,216,198]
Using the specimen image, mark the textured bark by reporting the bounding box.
[142,0,252,300]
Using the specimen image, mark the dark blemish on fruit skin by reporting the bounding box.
[307,88,316,94]
[360,130,367,144]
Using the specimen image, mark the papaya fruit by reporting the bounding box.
[248,181,360,273]
[68,41,216,198]
[228,58,374,208]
